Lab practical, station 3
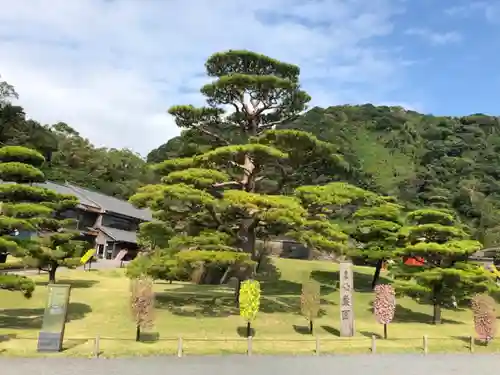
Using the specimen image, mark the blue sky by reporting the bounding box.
[0,0,499,155]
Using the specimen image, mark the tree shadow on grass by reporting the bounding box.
[0,333,17,342]
[452,335,490,347]
[236,326,256,338]
[360,330,383,339]
[156,292,237,318]
[35,279,99,289]
[293,324,313,335]
[321,325,340,336]
[0,302,92,329]
[155,291,296,317]
[259,279,303,295]
[311,270,391,293]
[392,305,464,325]
[156,284,336,317]
[139,332,160,343]
[63,338,90,351]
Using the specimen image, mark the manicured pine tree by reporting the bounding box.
[0,145,83,285]
[392,208,497,324]
[129,50,350,290]
[351,202,405,289]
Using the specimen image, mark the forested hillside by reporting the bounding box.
[0,78,156,199]
[148,104,500,247]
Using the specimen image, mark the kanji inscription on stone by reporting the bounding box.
[339,261,355,336]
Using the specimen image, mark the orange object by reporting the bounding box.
[404,256,425,266]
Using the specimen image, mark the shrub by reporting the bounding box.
[300,279,321,334]
[373,284,396,339]
[471,294,497,344]
[0,260,27,270]
[239,279,261,337]
[130,276,155,341]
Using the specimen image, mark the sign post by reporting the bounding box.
[115,249,128,268]
[80,248,96,271]
[37,284,72,352]
[339,260,355,337]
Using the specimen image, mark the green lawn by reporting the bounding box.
[0,258,499,357]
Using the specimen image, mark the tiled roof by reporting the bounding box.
[66,183,152,221]
[34,181,152,221]
[35,181,101,209]
[99,226,138,244]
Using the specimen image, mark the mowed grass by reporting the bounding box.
[0,258,499,357]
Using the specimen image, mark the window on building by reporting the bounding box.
[101,214,138,231]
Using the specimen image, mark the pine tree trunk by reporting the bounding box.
[48,266,57,284]
[371,259,384,290]
[235,278,241,307]
[239,153,259,260]
[432,284,442,324]
[432,302,441,325]
[309,320,314,335]
[239,224,257,260]
[246,321,251,337]
[135,324,141,342]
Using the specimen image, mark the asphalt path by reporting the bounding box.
[1,354,498,375]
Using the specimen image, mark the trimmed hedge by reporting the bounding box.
[0,261,28,271]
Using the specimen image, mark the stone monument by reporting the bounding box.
[339,260,355,336]
[37,284,71,352]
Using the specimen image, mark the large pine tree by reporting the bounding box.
[128,50,353,288]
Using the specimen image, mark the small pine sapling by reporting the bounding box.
[239,279,261,337]
[130,276,155,342]
[373,284,396,339]
[471,294,497,345]
[300,279,321,334]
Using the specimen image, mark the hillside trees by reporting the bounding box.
[129,50,351,287]
[0,145,84,284]
[391,208,497,324]
[46,123,156,199]
[0,75,155,200]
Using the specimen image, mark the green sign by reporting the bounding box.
[37,284,71,352]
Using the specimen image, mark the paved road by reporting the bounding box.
[1,354,498,375]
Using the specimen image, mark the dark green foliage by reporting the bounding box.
[0,273,34,298]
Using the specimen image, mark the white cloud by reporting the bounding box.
[405,28,462,46]
[0,0,411,156]
[445,2,500,23]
